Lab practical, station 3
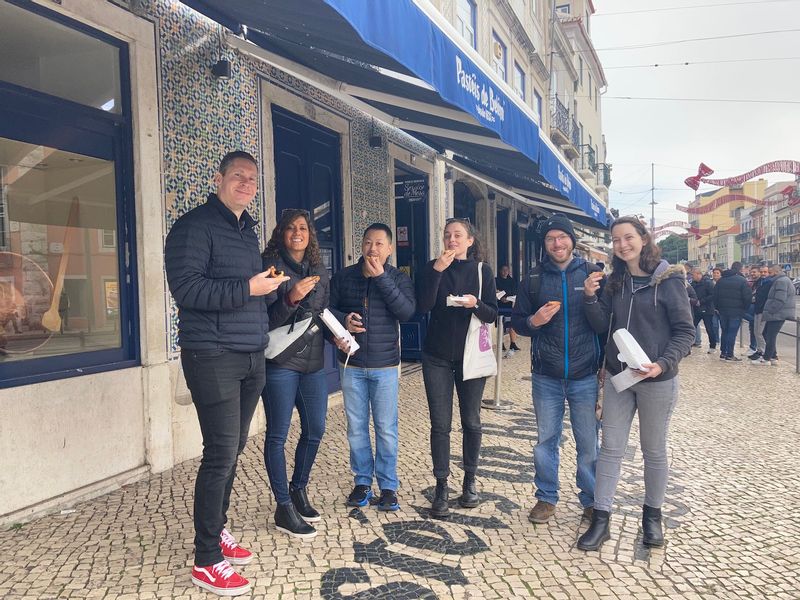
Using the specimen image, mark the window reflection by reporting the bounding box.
[0,137,120,359]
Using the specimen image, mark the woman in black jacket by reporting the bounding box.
[261,209,330,539]
[418,218,498,517]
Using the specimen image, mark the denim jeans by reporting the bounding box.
[745,305,756,351]
[262,366,328,505]
[693,312,717,349]
[422,351,486,480]
[339,364,399,491]
[763,320,785,361]
[594,377,678,512]
[531,373,599,508]
[719,316,742,357]
[712,313,720,346]
[181,349,265,566]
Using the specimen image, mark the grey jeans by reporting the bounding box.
[754,313,766,354]
[594,377,679,512]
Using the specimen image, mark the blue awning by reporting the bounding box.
[180,0,607,226]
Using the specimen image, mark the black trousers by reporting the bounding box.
[181,348,265,566]
[693,311,717,349]
[422,351,486,480]
[763,320,785,361]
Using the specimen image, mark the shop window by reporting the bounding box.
[0,2,137,388]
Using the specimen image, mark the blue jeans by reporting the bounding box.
[262,366,328,505]
[531,373,600,508]
[339,365,399,491]
[719,316,742,357]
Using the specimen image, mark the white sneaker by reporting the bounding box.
[770,359,779,366]
[503,349,515,359]
[707,348,717,354]
[750,358,768,365]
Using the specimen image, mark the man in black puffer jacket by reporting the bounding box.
[329,223,416,511]
[712,261,751,360]
[165,151,287,595]
[690,267,717,352]
[511,214,603,525]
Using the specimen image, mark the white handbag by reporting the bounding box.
[462,262,497,381]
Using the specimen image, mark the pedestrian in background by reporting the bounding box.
[418,218,497,518]
[261,208,330,539]
[495,265,520,357]
[712,261,751,361]
[749,264,772,362]
[579,216,694,551]
[759,265,795,366]
[690,267,716,352]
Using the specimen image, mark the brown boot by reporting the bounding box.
[528,500,556,524]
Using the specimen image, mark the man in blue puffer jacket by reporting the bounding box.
[329,223,416,511]
[165,151,287,596]
[512,214,603,525]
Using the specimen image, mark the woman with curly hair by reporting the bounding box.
[578,216,694,550]
[261,208,330,539]
[417,218,498,517]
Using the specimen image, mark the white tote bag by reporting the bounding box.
[462,262,497,381]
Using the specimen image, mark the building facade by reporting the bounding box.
[0,0,612,523]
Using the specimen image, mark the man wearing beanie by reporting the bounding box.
[512,213,603,525]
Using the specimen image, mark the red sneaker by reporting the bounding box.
[219,528,253,565]
[191,560,251,596]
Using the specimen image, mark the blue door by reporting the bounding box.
[394,170,429,361]
[272,106,342,393]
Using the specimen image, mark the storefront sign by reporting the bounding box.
[402,179,427,202]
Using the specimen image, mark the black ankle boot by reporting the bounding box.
[577,509,611,551]
[458,473,479,508]
[642,505,664,547]
[275,502,317,539]
[290,486,321,522]
[431,478,449,517]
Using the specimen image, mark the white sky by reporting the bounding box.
[592,0,800,226]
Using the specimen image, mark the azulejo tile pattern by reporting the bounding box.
[148,0,439,354]
[0,346,798,598]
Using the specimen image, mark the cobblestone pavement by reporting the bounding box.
[2,340,799,599]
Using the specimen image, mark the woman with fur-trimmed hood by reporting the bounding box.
[577,216,695,552]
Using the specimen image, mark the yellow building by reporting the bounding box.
[687,179,766,268]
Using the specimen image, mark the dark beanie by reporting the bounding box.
[540,213,577,246]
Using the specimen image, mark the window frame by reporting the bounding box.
[492,32,507,82]
[513,62,526,101]
[0,1,139,389]
[456,0,477,49]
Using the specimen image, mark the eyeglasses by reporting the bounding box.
[544,234,571,246]
[446,217,471,225]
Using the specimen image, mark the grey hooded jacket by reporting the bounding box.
[763,274,796,322]
[584,260,695,382]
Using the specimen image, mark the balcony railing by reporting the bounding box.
[551,96,570,139]
[779,251,800,263]
[597,163,612,188]
[750,255,763,264]
[778,223,800,236]
[579,145,597,173]
[570,117,580,147]
[735,230,754,243]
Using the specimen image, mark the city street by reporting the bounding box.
[1,340,798,599]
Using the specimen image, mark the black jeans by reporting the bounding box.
[181,349,265,566]
[763,320,785,361]
[693,311,717,349]
[422,351,486,480]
